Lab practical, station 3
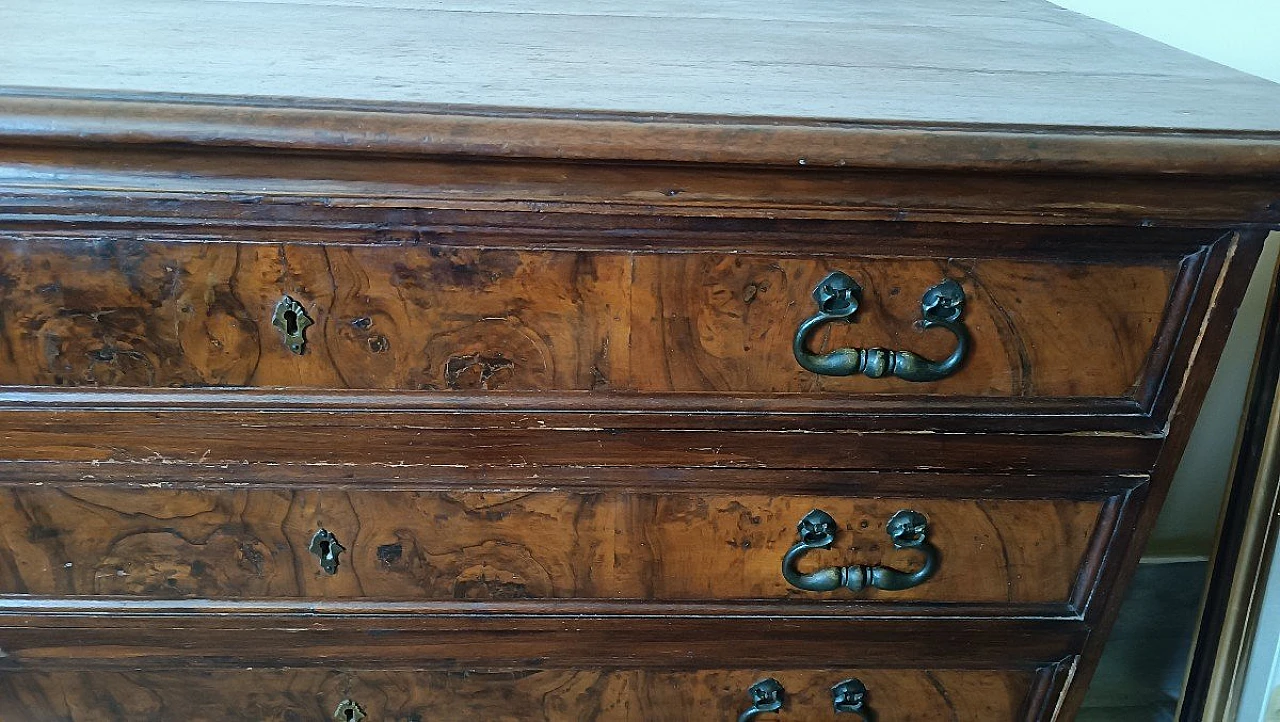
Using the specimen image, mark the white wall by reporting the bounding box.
[1052,2,1280,718]
[1049,0,1280,557]
[1051,1,1280,84]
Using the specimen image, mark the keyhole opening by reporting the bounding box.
[334,700,363,722]
[310,529,343,575]
[283,309,299,335]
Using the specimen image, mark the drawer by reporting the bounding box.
[0,485,1121,609]
[0,234,1199,407]
[0,666,1053,721]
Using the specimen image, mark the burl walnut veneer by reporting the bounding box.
[0,0,1278,719]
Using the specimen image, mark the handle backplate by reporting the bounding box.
[833,678,873,720]
[738,678,785,722]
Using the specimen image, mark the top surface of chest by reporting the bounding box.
[4,0,1280,134]
[1,1,1279,184]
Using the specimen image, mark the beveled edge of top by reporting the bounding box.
[2,88,1280,178]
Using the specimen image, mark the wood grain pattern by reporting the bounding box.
[4,0,1280,135]
[0,6,1271,717]
[2,148,1277,227]
[0,614,1086,670]
[1054,231,1268,719]
[0,411,1164,471]
[0,667,1040,721]
[0,487,1105,605]
[0,238,1180,399]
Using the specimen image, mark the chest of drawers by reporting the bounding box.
[1,1,1279,719]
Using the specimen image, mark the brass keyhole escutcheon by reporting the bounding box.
[272,295,314,355]
[309,528,345,575]
[334,699,365,722]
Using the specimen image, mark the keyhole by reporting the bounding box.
[273,296,313,355]
[309,529,344,575]
[333,699,365,722]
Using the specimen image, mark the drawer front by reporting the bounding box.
[0,486,1112,607]
[0,236,1185,401]
[1,667,1043,721]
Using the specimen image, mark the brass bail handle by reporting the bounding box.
[793,271,969,381]
[782,509,939,593]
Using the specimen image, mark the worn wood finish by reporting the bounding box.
[1055,230,1270,719]
[0,464,1146,499]
[5,95,1280,183]
[4,0,1280,137]
[0,667,1041,722]
[2,150,1278,227]
[0,237,1179,399]
[0,486,1106,605]
[0,2,1275,718]
[0,614,1086,669]
[0,411,1163,471]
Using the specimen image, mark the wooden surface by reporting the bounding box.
[0,237,1180,398]
[0,3,1273,717]
[0,667,1039,721]
[0,410,1165,470]
[0,487,1105,605]
[3,0,1279,133]
[0,614,1087,670]
[1,145,1277,223]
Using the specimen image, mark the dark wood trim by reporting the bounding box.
[3,155,1278,227]
[1147,232,1258,428]
[1054,229,1270,720]
[0,463,1146,499]
[0,614,1085,670]
[1020,658,1078,722]
[1134,243,1215,419]
[1074,484,1154,623]
[1068,492,1138,615]
[0,411,1164,472]
[2,93,1280,177]
[0,390,1155,433]
[0,597,1081,620]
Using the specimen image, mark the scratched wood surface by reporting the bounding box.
[0,667,1039,721]
[4,0,1280,133]
[0,488,1103,604]
[0,238,1180,398]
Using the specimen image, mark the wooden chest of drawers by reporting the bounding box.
[1,0,1278,719]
